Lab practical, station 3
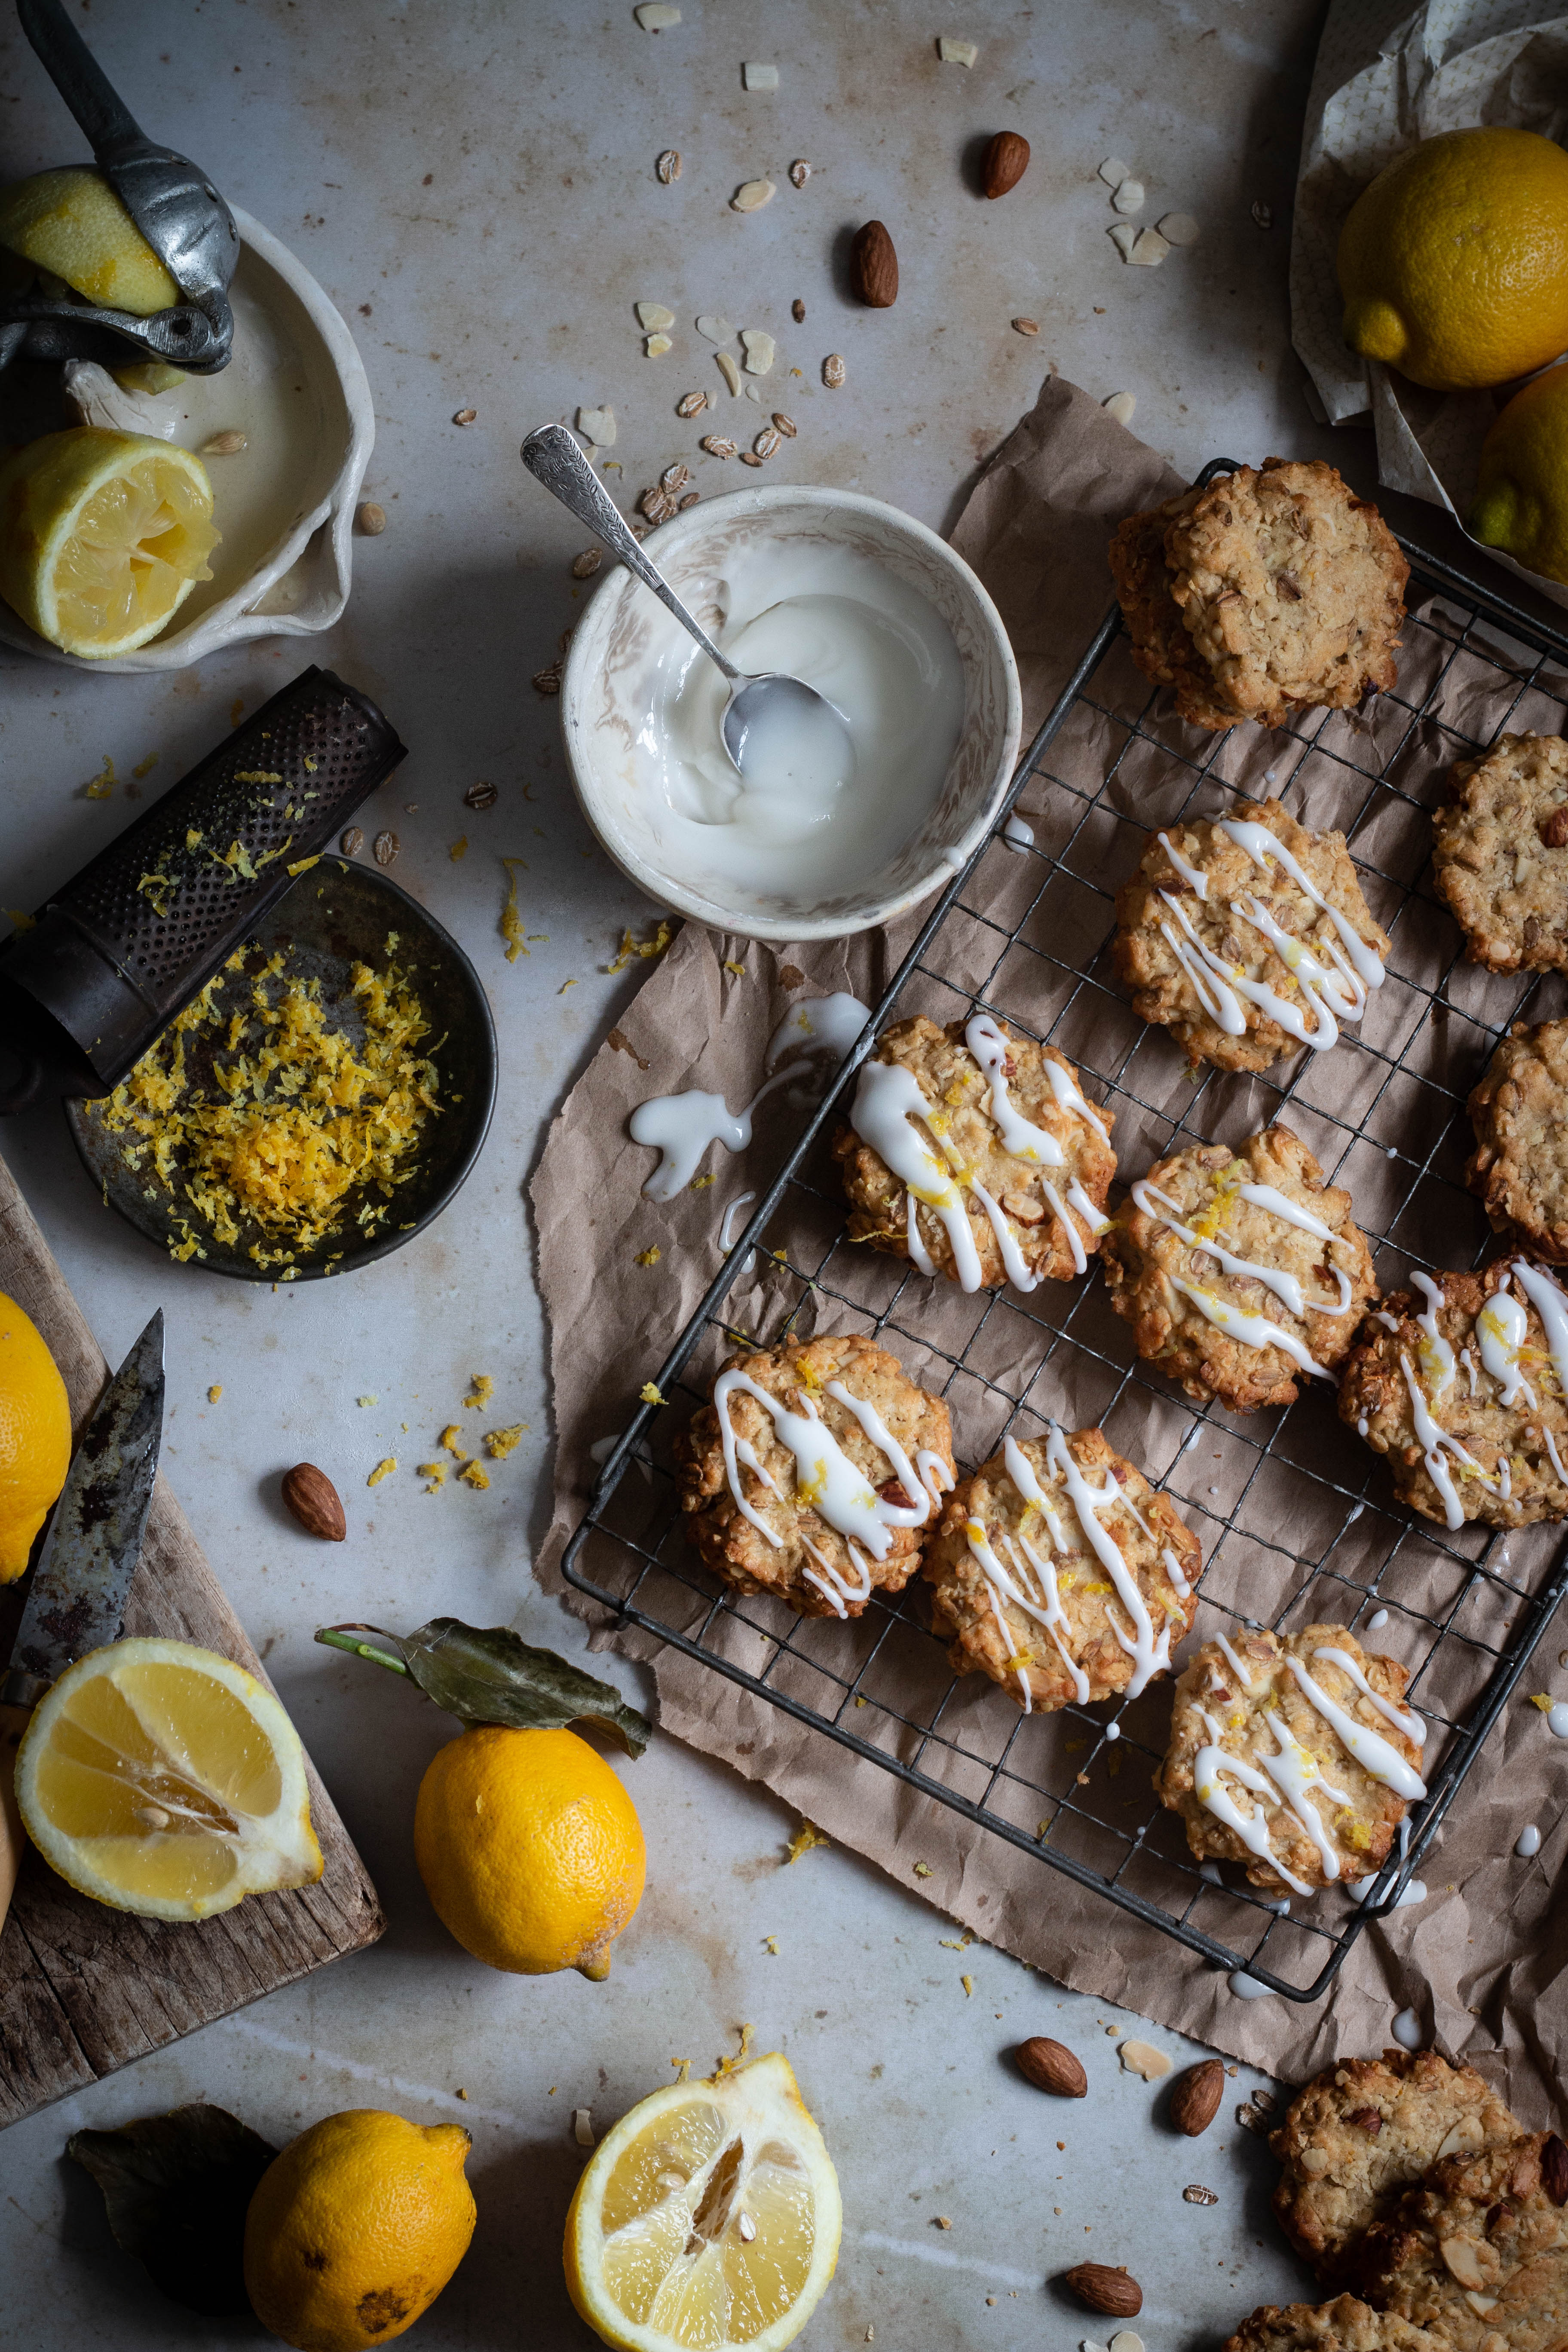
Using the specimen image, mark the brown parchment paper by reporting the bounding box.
[531,373,1568,2118]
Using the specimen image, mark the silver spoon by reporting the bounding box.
[521,423,851,780]
[0,0,237,373]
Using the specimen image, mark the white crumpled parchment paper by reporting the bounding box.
[1292,0,1568,607]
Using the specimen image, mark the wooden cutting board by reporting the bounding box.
[0,1148,383,2130]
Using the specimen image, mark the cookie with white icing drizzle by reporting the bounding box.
[833,1013,1117,1292]
[1271,2049,1520,2283]
[922,1424,1200,1715]
[676,1331,954,1619]
[1114,796,1390,1073]
[1102,1124,1378,1413]
[1158,1623,1427,1895]
[1339,1261,1568,1531]
[1222,2298,1443,2352]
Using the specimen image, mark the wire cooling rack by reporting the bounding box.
[563,467,1568,2001]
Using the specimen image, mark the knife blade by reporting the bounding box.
[0,1308,165,1929]
[3,1307,166,1705]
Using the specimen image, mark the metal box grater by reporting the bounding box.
[0,666,406,1111]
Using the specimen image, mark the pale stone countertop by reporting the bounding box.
[0,3,1450,2344]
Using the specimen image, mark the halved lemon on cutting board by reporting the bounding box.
[14,1636,323,1920]
[564,2052,842,2352]
[0,426,219,657]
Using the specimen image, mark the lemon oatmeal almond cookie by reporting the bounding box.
[677,1332,954,1620]
[1353,2132,1568,2352]
[1157,1624,1427,1895]
[1101,1126,1378,1413]
[922,1425,1200,1714]
[1468,1018,1568,1262]
[1271,2049,1521,2282]
[1338,1262,1568,1531]
[1433,732,1568,973]
[1113,798,1390,1074]
[1162,459,1407,729]
[1106,488,1245,732]
[833,1013,1116,1292]
[1222,2299,1443,2352]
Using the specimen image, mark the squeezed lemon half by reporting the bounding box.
[565,2052,842,2352]
[0,427,219,657]
[15,1636,322,1920]
[0,165,181,315]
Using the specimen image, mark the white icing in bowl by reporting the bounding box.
[560,486,1022,941]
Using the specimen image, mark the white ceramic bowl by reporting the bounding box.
[560,485,1022,942]
[0,207,373,674]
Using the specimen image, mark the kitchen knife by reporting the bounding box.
[0,1308,165,1930]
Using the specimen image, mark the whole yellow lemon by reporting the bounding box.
[242,2109,475,2352]
[1469,362,1568,583]
[1338,126,1568,391]
[413,1724,646,1978]
[0,1289,71,1582]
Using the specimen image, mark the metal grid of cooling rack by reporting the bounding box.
[564,469,1568,2002]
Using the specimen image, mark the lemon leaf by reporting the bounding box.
[68,2103,277,2316]
[316,1617,651,1756]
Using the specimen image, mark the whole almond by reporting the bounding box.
[1170,2058,1224,2137]
[851,219,898,307]
[1063,2263,1142,2318]
[282,1462,346,1541]
[983,129,1030,199]
[1014,2037,1087,2098]
[1543,2132,1568,2206]
[1540,805,1568,848]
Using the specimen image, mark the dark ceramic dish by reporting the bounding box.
[66,859,496,1280]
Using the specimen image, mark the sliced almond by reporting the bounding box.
[789,159,810,188]
[576,405,616,446]
[1465,2293,1500,2318]
[1157,212,1200,246]
[1127,228,1170,267]
[715,351,742,395]
[1298,2147,1330,2175]
[1103,391,1136,427]
[634,3,681,26]
[574,2107,595,2147]
[644,333,672,357]
[656,149,681,183]
[740,328,775,374]
[744,381,764,403]
[731,179,776,212]
[1118,2040,1172,2082]
[1108,221,1139,260]
[696,315,735,343]
[937,37,977,65]
[701,435,738,458]
[1111,179,1145,215]
[742,61,778,89]
[636,302,676,331]
[677,390,708,418]
[1439,2239,1494,2291]
[1436,2119,1486,2161]
[1098,156,1132,189]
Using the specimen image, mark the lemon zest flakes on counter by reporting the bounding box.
[418,1461,447,1492]
[464,1374,494,1410]
[368,1458,397,1487]
[961,1974,975,1998]
[439,1425,469,1459]
[5,908,36,934]
[671,2059,692,2083]
[83,756,115,799]
[449,836,468,862]
[500,857,530,960]
[93,946,441,1270]
[604,917,674,974]
[913,1861,933,1878]
[207,1384,223,1403]
[286,854,320,878]
[458,1461,490,1490]
[710,2023,755,2081]
[723,959,746,977]
[635,1246,661,1267]
[640,1381,665,1406]
[485,1425,525,1458]
[785,1820,830,1865]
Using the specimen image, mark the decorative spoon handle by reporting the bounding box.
[520,424,739,682]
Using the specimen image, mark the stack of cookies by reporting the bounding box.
[1225,2049,1568,2351]
[1109,457,1409,732]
